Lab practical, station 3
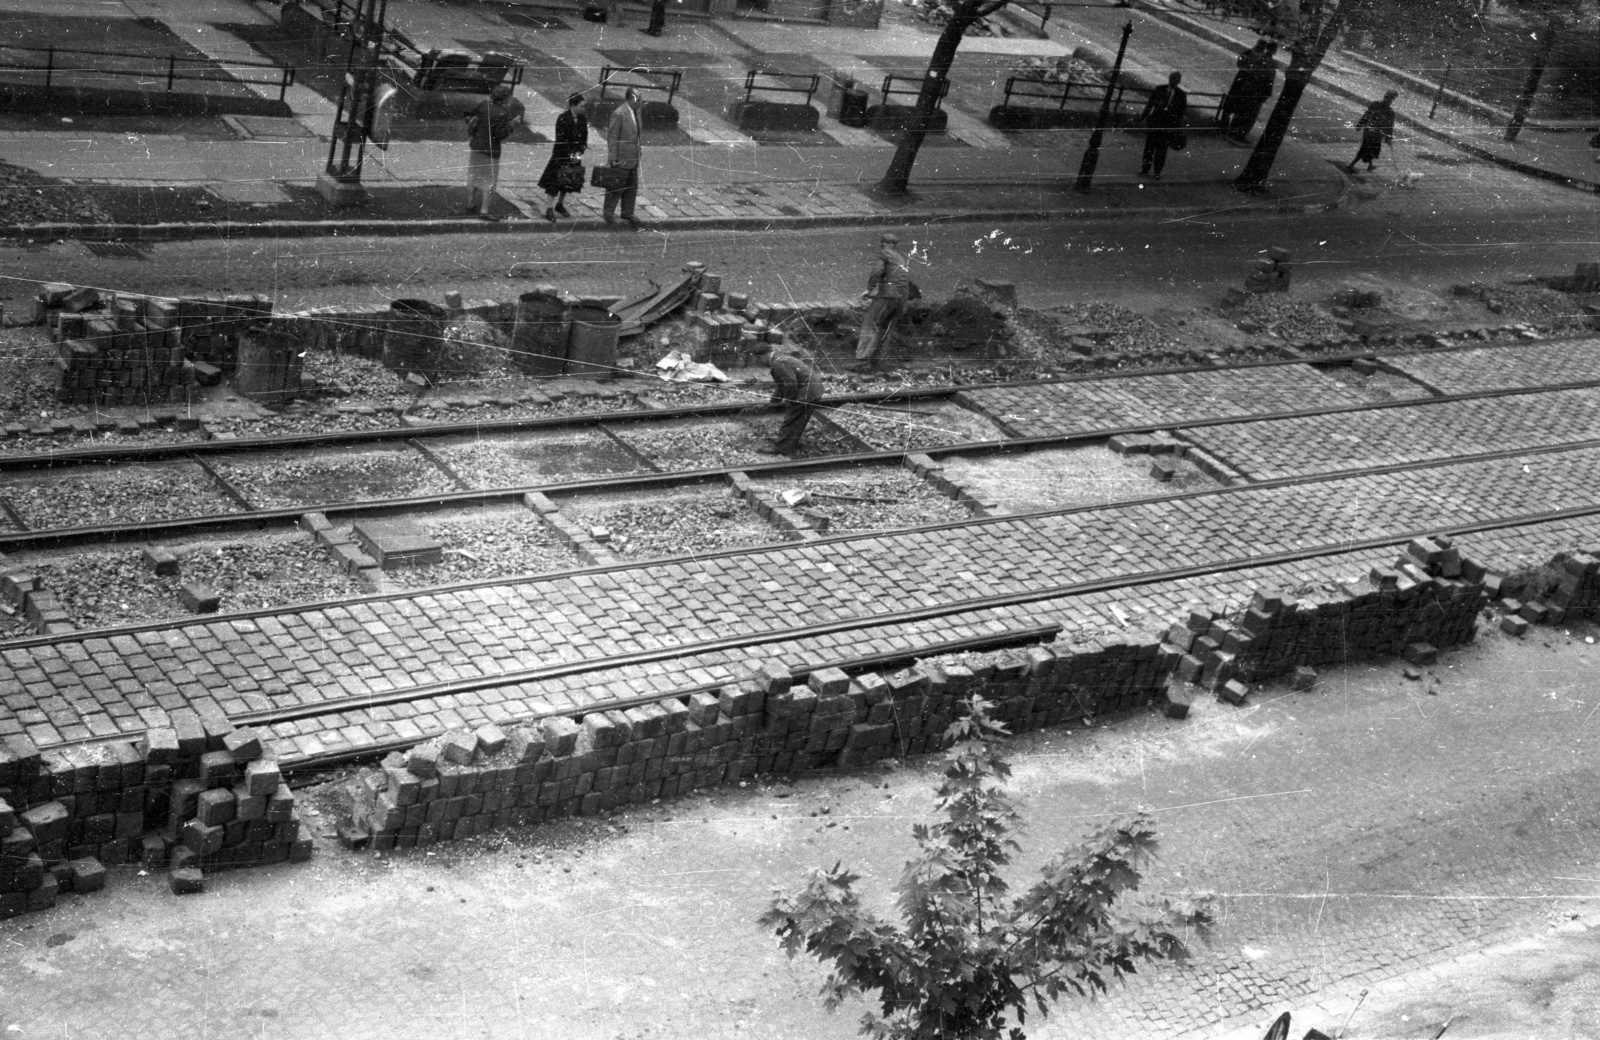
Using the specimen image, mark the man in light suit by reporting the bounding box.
[604,87,643,226]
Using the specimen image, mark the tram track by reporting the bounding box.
[0,369,1596,555]
[11,431,1600,754]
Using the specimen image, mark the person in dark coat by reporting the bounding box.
[538,93,588,222]
[759,341,824,456]
[645,0,667,35]
[1221,40,1276,142]
[463,83,526,219]
[1347,90,1398,173]
[1139,71,1187,180]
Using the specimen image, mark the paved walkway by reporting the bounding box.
[13,0,1585,233]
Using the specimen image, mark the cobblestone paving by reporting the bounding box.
[1180,386,1600,481]
[10,445,1600,753]
[957,365,1372,438]
[1382,337,1600,394]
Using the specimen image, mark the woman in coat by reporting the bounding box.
[538,94,588,222]
[1347,90,1398,174]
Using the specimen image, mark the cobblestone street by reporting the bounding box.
[5,627,1598,1040]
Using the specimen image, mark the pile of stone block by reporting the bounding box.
[1496,550,1600,636]
[1162,536,1487,708]
[0,713,311,919]
[1243,247,1293,294]
[34,285,273,407]
[0,568,72,635]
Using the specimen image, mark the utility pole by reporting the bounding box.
[1075,20,1132,193]
[317,0,388,205]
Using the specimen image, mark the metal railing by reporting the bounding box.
[742,69,819,107]
[0,42,296,101]
[599,65,682,106]
[880,72,950,108]
[998,74,1226,121]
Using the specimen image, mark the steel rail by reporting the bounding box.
[229,487,1600,733]
[0,329,1554,472]
[8,428,1600,658]
[3,374,1599,555]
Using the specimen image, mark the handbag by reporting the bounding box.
[1168,130,1187,152]
[906,280,922,301]
[592,163,632,190]
[555,158,585,193]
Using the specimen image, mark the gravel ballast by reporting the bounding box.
[824,401,1008,451]
[431,430,651,490]
[750,468,972,532]
[211,447,462,508]
[5,534,355,634]
[1,462,242,528]
[558,488,780,559]
[381,508,581,586]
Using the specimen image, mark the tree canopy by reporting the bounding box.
[760,697,1212,1040]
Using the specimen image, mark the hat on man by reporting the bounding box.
[880,232,899,244]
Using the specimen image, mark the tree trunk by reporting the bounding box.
[876,4,978,196]
[1504,16,1559,142]
[1234,6,1348,191]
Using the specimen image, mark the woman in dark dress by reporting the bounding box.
[538,93,588,222]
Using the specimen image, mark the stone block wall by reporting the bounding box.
[0,712,310,920]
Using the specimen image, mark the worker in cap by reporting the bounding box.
[757,338,824,456]
[852,232,911,372]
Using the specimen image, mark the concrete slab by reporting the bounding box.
[352,519,445,570]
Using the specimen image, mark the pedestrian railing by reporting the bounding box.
[880,73,950,109]
[0,43,297,102]
[741,70,819,107]
[598,65,682,107]
[997,74,1227,123]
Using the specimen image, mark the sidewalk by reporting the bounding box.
[1128,0,1600,194]
[0,0,1589,240]
[0,0,1347,238]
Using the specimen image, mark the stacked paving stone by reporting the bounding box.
[1497,550,1600,636]
[35,284,273,407]
[0,714,310,918]
[0,568,72,635]
[332,646,1173,847]
[1161,535,1487,712]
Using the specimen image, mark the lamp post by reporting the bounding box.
[317,0,387,205]
[1075,20,1132,193]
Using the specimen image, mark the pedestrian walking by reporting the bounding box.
[645,0,667,35]
[537,93,589,222]
[851,232,910,373]
[1220,40,1276,142]
[463,83,526,220]
[1138,71,1187,180]
[1346,90,1399,174]
[758,340,824,456]
[603,87,642,226]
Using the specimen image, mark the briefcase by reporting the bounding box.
[591,164,632,190]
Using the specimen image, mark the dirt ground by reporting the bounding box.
[5,617,1600,1040]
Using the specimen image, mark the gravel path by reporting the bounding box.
[211,447,462,508]
[559,488,780,559]
[751,469,972,532]
[1,463,241,527]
